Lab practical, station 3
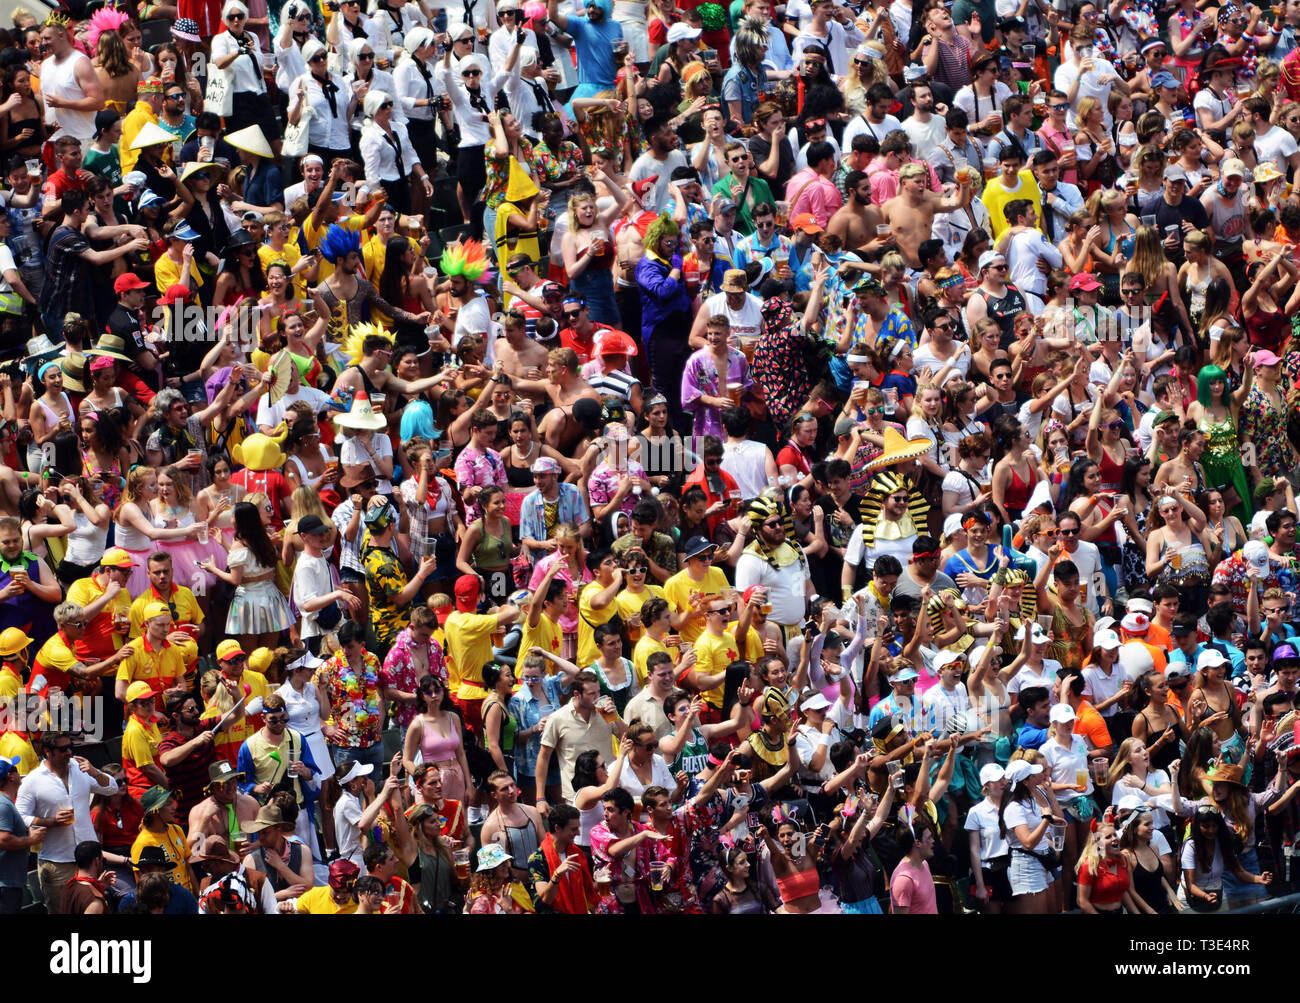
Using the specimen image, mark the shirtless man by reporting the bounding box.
[827,170,887,253]
[494,309,551,406]
[334,332,449,402]
[187,761,260,856]
[881,164,972,268]
[515,347,601,452]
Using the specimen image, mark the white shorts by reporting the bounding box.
[1009,850,1051,896]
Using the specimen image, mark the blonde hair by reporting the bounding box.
[200,668,236,715]
[1130,226,1167,292]
[1075,96,1103,127]
[567,190,597,232]
[1074,820,1116,877]
[289,485,329,524]
[159,465,193,507]
[118,466,156,512]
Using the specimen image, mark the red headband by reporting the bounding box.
[911,550,940,563]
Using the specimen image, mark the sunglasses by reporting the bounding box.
[264,713,287,723]
[359,52,374,60]
[1122,287,1143,295]
[308,52,326,62]
[1057,528,1080,536]
[1051,103,1069,111]
[762,519,782,528]
[563,309,583,319]
[1105,421,1125,429]
[462,69,482,77]
[380,100,393,109]
[226,12,246,20]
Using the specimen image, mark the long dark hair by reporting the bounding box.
[415,674,454,714]
[1189,808,1239,876]
[1120,455,1150,502]
[378,235,413,306]
[88,408,127,456]
[232,500,279,569]
[220,246,268,296]
[572,749,602,792]
[1060,457,1098,510]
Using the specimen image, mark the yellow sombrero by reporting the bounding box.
[865,426,936,472]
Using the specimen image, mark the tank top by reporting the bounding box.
[419,715,462,763]
[775,865,820,904]
[65,509,108,566]
[1130,851,1171,912]
[482,695,517,752]
[1004,460,1036,515]
[115,508,156,551]
[250,840,304,893]
[670,727,710,779]
[1246,308,1287,354]
[975,284,1027,344]
[1098,443,1126,492]
[501,818,541,868]
[43,51,97,140]
[472,517,511,569]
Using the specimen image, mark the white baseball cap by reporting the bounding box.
[1196,648,1229,672]
[1004,759,1043,791]
[1093,628,1122,651]
[979,763,1006,786]
[1049,703,1076,724]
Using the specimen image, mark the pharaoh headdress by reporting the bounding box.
[926,589,975,655]
[992,566,1038,625]
[858,469,929,550]
[742,494,808,575]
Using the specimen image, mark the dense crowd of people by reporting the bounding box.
[3,0,1300,918]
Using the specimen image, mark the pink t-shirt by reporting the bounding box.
[890,858,938,914]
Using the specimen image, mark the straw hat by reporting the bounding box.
[85,332,135,363]
[129,121,177,150]
[59,352,88,394]
[226,124,274,159]
[864,426,936,472]
[333,390,388,431]
[180,160,229,184]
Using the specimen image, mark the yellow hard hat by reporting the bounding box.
[0,627,32,657]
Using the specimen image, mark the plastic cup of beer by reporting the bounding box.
[876,223,892,237]
[24,158,40,178]
[453,847,471,880]
[197,522,209,544]
[491,627,505,647]
[1092,757,1110,783]
[590,234,606,257]
[665,634,681,657]
[983,158,998,180]
[648,860,666,892]
[772,247,789,277]
[598,698,617,723]
[774,200,791,229]
[1075,768,1088,790]
[595,867,613,897]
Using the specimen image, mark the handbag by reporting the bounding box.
[205,66,233,117]
[282,101,312,159]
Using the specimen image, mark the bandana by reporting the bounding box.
[937,273,964,290]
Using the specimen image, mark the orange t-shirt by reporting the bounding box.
[1074,700,1112,752]
[1147,622,1172,651]
[1273,224,1300,247]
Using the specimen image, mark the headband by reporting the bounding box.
[937,273,963,290]
[706,752,726,767]
[911,550,940,562]
[890,340,907,360]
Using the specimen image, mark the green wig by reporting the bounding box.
[642,213,680,259]
[1196,365,1230,409]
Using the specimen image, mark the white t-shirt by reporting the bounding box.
[340,433,394,494]
[1001,799,1040,850]
[843,113,903,148]
[941,467,982,511]
[1053,59,1118,129]
[1254,123,1299,175]
[291,552,335,638]
[334,789,365,869]
[1042,734,1092,800]
[1055,540,1103,612]
[616,753,675,802]
[965,797,1010,860]
[1082,663,1123,717]
[1007,661,1060,697]
[629,149,688,213]
[703,291,763,341]
[1192,87,1234,130]
[256,385,331,429]
[954,82,1012,128]
[902,114,948,162]
[1110,769,1173,829]
[912,342,971,383]
[843,522,917,574]
[1180,837,1224,890]
[721,438,773,500]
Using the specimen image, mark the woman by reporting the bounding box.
[1131,227,1192,334]
[282,411,334,499]
[1118,805,1182,913]
[941,431,992,518]
[906,382,950,489]
[502,410,568,501]
[464,843,529,914]
[54,476,112,587]
[201,500,293,651]
[481,663,519,779]
[1075,819,1148,914]
[455,483,514,599]
[1144,491,1216,614]
[1186,652,1243,744]
[152,464,225,610]
[0,65,43,160]
[1118,456,1154,593]
[1042,703,1101,892]
[989,416,1038,525]
[439,47,493,236]
[401,675,472,804]
[966,763,1011,913]
[195,456,245,552]
[213,231,268,308]
[1088,188,1138,302]
[374,237,433,346]
[637,394,686,493]
[114,466,207,595]
[1108,736,1179,834]
[1187,364,1253,526]
[758,811,838,914]
[1129,144,1167,216]
[1246,248,1297,355]
[563,189,627,327]
[77,410,129,512]
[79,356,145,438]
[527,523,592,661]
[966,318,1004,386]
[1180,804,1269,911]
[1205,488,1246,562]
[274,650,332,790]
[28,361,75,462]
[617,722,675,808]
[1240,347,1298,486]
[93,30,140,115]
[511,653,567,805]
[589,623,638,714]
[1179,230,1233,334]
[405,800,465,914]
[1034,419,1072,510]
[290,38,353,163]
[1085,403,1131,495]
[998,757,1064,915]
[711,844,780,914]
[155,43,204,112]
[359,90,430,217]
[954,53,1010,139]
[1128,670,1187,774]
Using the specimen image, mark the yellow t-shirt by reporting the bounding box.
[121,715,161,774]
[632,634,669,686]
[129,587,204,638]
[259,240,304,291]
[614,585,665,626]
[576,581,621,669]
[115,636,199,699]
[132,822,195,892]
[691,628,740,708]
[0,664,21,705]
[154,251,205,294]
[663,567,731,644]
[739,624,765,664]
[296,885,358,914]
[520,610,562,663]
[0,731,37,775]
[445,610,499,700]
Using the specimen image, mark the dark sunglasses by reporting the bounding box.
[358,52,374,60]
[462,68,482,77]
[1057,527,1080,536]
[562,309,583,319]
[308,52,326,62]
[226,11,246,19]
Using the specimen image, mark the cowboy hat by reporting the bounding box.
[864,426,935,472]
[86,332,136,363]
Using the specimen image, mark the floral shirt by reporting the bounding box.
[590,819,655,914]
[537,139,584,184]
[518,483,589,554]
[1211,551,1283,615]
[313,650,384,749]
[1238,385,1292,480]
[382,627,447,730]
[453,445,507,523]
[676,785,768,908]
[846,302,917,350]
[681,347,751,440]
[484,136,545,211]
[363,543,412,651]
[589,459,648,520]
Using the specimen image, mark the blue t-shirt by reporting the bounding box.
[120,884,199,914]
[568,14,623,90]
[0,793,27,890]
[1170,640,1246,678]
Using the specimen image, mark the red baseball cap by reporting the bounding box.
[161,283,192,306]
[454,574,481,612]
[114,273,151,295]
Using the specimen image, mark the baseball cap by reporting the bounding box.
[454,573,481,611]
[1152,409,1180,427]
[1165,662,1194,682]
[1121,612,1150,634]
[834,416,856,436]
[943,512,964,539]
[1015,622,1050,644]
[125,680,155,703]
[0,755,21,782]
[1127,597,1154,616]
[977,250,1004,271]
[1252,348,1282,368]
[1196,649,1228,672]
[790,211,823,235]
[1222,158,1247,179]
[216,639,246,662]
[933,649,966,671]
[1163,164,1189,183]
[666,22,701,42]
[978,763,1005,786]
[1092,628,1122,651]
[141,601,171,621]
[1069,273,1103,292]
[1150,70,1179,90]
[1049,703,1076,723]
[1170,620,1197,637]
[99,547,136,569]
[714,198,737,214]
[337,761,373,785]
[297,514,329,536]
[160,283,192,306]
[1004,759,1042,790]
[1243,539,1271,575]
[170,222,200,242]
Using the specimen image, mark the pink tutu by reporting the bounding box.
[162,537,227,594]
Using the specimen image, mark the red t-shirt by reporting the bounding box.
[777,442,812,476]
[42,168,88,202]
[229,468,293,526]
[1077,855,1131,907]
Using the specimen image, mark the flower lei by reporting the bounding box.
[339,655,381,731]
[1173,6,1202,47]
[1092,27,1116,62]
[1120,2,1157,42]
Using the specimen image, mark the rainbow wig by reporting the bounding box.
[319,224,363,264]
[439,240,493,284]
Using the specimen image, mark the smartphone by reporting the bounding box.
[396,765,407,783]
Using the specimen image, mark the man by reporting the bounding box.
[443,575,520,734]
[1242,96,1300,176]
[630,116,687,212]
[995,199,1062,309]
[623,654,678,739]
[843,477,923,596]
[981,145,1043,239]
[188,760,260,857]
[309,235,430,338]
[633,601,696,684]
[833,133,873,199]
[30,601,131,709]
[1201,158,1252,288]
[128,552,203,644]
[132,785,198,893]
[576,550,624,667]
[784,141,842,228]
[0,515,61,646]
[1152,166,1209,268]
[362,841,421,913]
[286,857,359,914]
[66,546,134,664]
[535,671,626,807]
[827,169,884,252]
[528,804,594,912]
[16,733,117,914]
[518,457,590,563]
[254,355,331,432]
[881,163,972,268]
[41,135,91,221]
[867,664,925,735]
[985,95,1041,165]
[559,296,622,367]
[157,691,220,820]
[1213,539,1281,615]
[332,469,381,619]
[494,298,552,389]
[712,143,774,237]
[844,82,903,148]
[733,201,792,271]
[735,497,815,633]
[927,109,985,187]
[1031,149,1084,244]
[362,503,437,650]
[120,78,164,176]
[663,537,732,643]
[902,82,947,161]
[0,754,44,914]
[545,0,623,101]
[721,406,779,501]
[241,803,315,903]
[39,190,147,335]
[157,81,195,145]
[688,268,763,348]
[38,16,104,150]
[314,620,385,772]
[964,250,1028,346]
[114,602,199,710]
[891,536,958,602]
[121,680,168,799]
[236,693,323,859]
[62,840,111,915]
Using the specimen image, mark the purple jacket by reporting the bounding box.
[635,253,692,344]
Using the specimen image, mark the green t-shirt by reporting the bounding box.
[712,173,774,237]
[83,146,121,187]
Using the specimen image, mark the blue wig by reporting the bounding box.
[319,224,362,264]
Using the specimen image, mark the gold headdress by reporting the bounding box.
[858,470,929,549]
[926,589,974,655]
[342,322,393,367]
[43,10,70,29]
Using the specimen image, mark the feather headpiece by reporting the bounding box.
[86,7,130,52]
[440,239,492,283]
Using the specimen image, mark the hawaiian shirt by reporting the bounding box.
[588,459,647,521]
[313,650,384,749]
[518,483,589,554]
[382,627,448,730]
[1211,551,1284,616]
[846,302,917,350]
[484,135,545,210]
[676,785,768,909]
[363,543,411,650]
[453,445,507,523]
